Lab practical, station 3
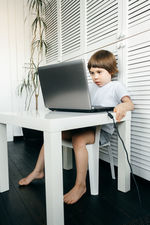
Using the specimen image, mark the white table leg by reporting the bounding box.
[118,120,131,192]
[0,123,9,192]
[44,131,64,225]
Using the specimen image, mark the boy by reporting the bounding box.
[19,50,134,204]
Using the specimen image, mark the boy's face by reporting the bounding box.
[89,67,111,87]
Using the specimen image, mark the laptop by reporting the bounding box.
[38,59,114,112]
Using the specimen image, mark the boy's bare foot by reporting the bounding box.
[18,171,44,186]
[64,184,86,204]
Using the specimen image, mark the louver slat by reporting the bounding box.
[45,0,58,63]
[128,0,150,33]
[86,0,118,50]
[127,31,150,175]
[61,0,81,57]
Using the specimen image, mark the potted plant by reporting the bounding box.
[18,0,49,145]
[19,0,49,111]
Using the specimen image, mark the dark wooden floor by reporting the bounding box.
[0,140,150,225]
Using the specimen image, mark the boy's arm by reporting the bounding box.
[114,96,134,122]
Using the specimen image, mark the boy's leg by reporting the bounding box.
[18,131,72,186]
[64,129,95,204]
[19,144,45,185]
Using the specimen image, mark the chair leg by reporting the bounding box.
[108,145,116,179]
[62,146,73,170]
[87,145,99,195]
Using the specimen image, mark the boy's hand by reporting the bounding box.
[113,96,134,122]
[113,104,126,122]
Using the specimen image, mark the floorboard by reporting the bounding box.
[0,140,150,225]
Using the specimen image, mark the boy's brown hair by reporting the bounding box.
[88,50,118,76]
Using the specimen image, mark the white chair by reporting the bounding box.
[99,141,116,180]
[62,126,115,195]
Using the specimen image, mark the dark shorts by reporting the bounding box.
[70,126,95,135]
[100,130,112,145]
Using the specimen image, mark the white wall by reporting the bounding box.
[0,0,31,140]
[0,0,46,141]
[0,1,12,112]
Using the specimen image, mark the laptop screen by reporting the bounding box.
[38,59,92,111]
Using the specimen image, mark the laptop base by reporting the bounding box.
[49,107,114,113]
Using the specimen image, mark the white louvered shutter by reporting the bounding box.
[45,0,59,63]
[44,0,150,180]
[86,0,119,52]
[128,0,150,36]
[61,0,81,60]
[127,31,150,180]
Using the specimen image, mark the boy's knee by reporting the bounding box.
[72,134,86,149]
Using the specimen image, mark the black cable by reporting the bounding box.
[107,111,142,208]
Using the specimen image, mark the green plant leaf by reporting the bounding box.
[20,0,49,110]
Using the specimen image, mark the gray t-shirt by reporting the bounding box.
[89,81,130,144]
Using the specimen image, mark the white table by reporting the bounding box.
[0,110,131,225]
